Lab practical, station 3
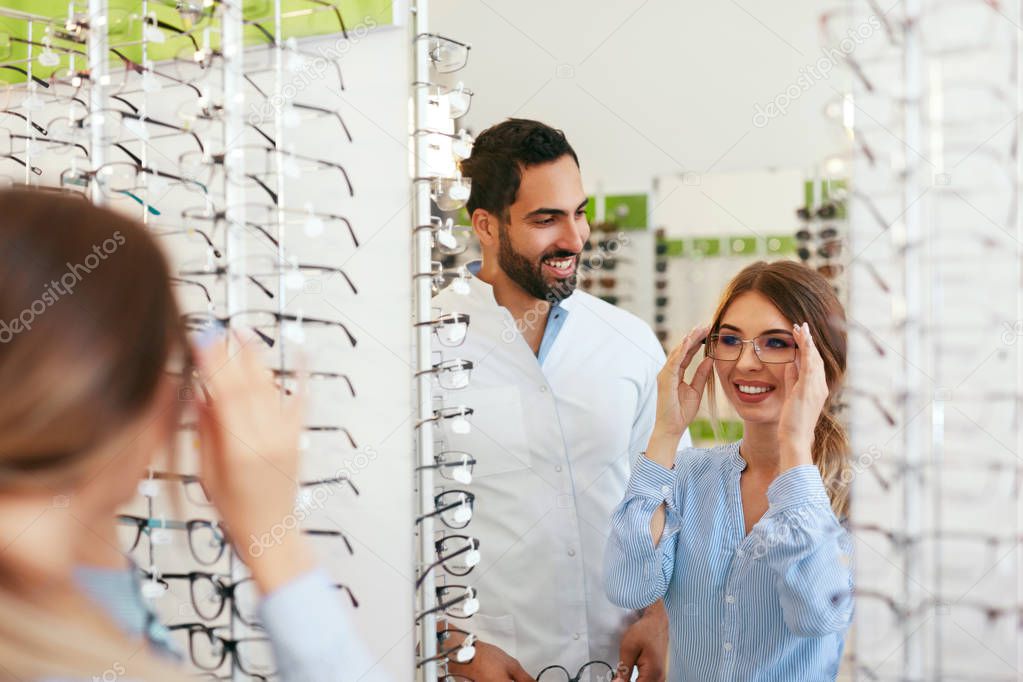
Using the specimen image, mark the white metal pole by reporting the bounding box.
[411,1,439,679]
[88,0,107,205]
[901,0,924,676]
[222,3,247,678]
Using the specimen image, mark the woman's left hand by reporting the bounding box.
[777,322,829,469]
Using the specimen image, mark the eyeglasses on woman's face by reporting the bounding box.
[704,331,799,364]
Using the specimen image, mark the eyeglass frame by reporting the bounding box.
[166,622,272,676]
[417,534,480,587]
[703,331,800,364]
[535,660,615,682]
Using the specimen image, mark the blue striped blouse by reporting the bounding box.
[604,441,854,681]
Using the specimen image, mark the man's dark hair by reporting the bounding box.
[460,118,579,220]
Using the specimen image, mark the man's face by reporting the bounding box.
[496,154,590,302]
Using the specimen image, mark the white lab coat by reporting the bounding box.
[432,269,691,675]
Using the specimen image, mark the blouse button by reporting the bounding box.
[725,594,735,604]
[723,642,733,652]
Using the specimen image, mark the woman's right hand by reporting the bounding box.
[652,325,714,442]
[193,330,313,595]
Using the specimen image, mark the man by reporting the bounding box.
[432,119,690,681]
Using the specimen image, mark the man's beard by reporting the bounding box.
[497,222,578,304]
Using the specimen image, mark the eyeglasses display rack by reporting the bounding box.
[825,1,1023,679]
[409,0,482,678]
[0,1,414,679]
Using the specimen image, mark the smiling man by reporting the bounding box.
[431,118,690,681]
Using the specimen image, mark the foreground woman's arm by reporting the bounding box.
[196,333,378,681]
[753,464,854,637]
[605,327,712,610]
[758,322,854,637]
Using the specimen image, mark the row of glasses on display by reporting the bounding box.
[579,223,636,308]
[794,196,845,292]
[415,305,479,671]
[411,28,484,677]
[653,228,671,347]
[120,460,361,678]
[815,4,1016,677]
[579,222,626,266]
[42,3,362,678]
[413,32,475,214]
[0,3,367,679]
[0,0,355,217]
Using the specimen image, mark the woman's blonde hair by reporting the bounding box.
[0,188,193,681]
[705,260,851,518]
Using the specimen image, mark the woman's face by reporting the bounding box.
[712,291,797,425]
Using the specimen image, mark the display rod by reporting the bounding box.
[138,0,151,223]
[410,0,439,680]
[221,4,249,680]
[272,0,289,376]
[87,0,108,205]
[900,0,924,676]
[1017,1,1023,673]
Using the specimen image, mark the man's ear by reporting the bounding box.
[471,209,499,247]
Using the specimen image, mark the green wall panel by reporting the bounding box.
[0,0,392,83]
[604,193,647,230]
[690,418,743,443]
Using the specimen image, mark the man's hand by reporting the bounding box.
[614,601,669,682]
[447,639,536,682]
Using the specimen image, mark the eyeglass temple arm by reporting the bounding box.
[304,528,355,555]
[170,277,213,304]
[414,555,452,589]
[107,47,203,100]
[333,583,359,608]
[0,109,48,135]
[1,65,49,89]
[248,122,276,147]
[415,591,467,624]
[2,153,42,175]
[413,495,466,527]
[255,9,347,89]
[152,17,200,51]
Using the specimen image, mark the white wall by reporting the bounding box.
[432,0,848,193]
